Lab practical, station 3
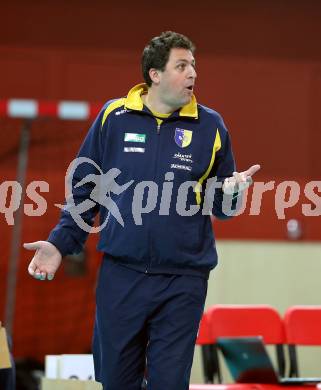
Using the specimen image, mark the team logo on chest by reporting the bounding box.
[124,133,146,143]
[174,128,193,148]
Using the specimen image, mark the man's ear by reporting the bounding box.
[149,68,161,85]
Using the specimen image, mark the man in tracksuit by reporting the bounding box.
[25,31,260,389]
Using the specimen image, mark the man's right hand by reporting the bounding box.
[23,241,62,281]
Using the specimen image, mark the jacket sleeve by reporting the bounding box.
[206,115,240,220]
[47,103,110,256]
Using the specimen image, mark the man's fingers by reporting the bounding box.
[28,262,36,276]
[34,272,54,281]
[224,165,260,195]
[233,171,243,183]
[244,164,261,177]
[29,263,55,281]
[23,241,41,251]
[33,269,46,280]
[246,177,253,186]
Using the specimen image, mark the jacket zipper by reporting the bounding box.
[146,121,161,273]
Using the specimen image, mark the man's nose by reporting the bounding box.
[188,65,197,79]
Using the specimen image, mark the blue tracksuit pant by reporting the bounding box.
[93,258,207,390]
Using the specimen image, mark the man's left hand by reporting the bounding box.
[222,164,261,195]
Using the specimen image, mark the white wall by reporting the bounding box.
[191,240,321,383]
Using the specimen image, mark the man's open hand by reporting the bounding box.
[24,241,62,281]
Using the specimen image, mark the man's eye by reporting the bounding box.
[177,64,185,70]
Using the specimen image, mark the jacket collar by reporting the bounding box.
[124,83,198,119]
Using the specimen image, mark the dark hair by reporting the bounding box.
[142,31,195,86]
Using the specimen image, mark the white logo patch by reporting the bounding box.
[115,109,128,116]
[170,163,192,171]
[124,133,146,143]
[173,152,193,164]
[124,147,145,153]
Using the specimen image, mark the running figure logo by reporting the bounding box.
[55,157,134,233]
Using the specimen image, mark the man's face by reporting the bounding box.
[156,48,197,110]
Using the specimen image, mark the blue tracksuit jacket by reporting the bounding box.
[48,83,236,278]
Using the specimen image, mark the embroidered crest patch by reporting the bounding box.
[174,128,192,148]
